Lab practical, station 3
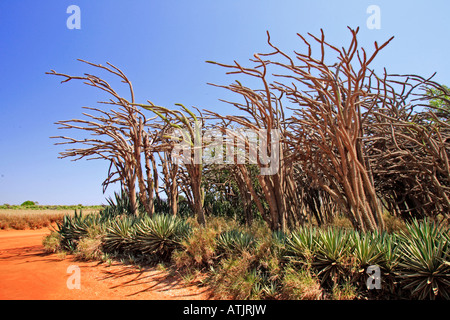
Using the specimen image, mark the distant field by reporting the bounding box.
[0,204,104,210]
[0,207,101,230]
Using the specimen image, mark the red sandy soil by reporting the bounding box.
[0,228,213,300]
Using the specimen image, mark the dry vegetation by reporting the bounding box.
[0,208,100,230]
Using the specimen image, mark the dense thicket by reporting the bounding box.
[49,28,450,232]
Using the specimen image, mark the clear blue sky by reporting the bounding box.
[0,0,449,205]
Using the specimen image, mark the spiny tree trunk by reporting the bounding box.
[160,150,179,216]
[136,102,207,226]
[189,164,206,225]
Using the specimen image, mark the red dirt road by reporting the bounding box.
[0,228,212,300]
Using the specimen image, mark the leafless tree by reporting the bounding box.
[206,53,303,232]
[47,60,161,216]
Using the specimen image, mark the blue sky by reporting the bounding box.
[0,1,449,205]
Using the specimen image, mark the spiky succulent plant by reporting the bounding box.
[397,219,450,300]
[102,216,137,254]
[133,214,191,259]
[313,227,352,286]
[56,211,102,251]
[285,226,319,265]
[216,229,255,254]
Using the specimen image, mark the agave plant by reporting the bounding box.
[104,190,146,217]
[313,227,352,286]
[348,230,385,291]
[56,211,102,251]
[102,216,137,254]
[374,231,400,270]
[285,226,318,265]
[216,229,256,254]
[350,231,385,270]
[271,230,288,258]
[134,214,191,259]
[373,231,401,295]
[397,219,450,300]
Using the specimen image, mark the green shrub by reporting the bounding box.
[21,200,36,206]
[331,282,358,300]
[208,226,285,300]
[208,251,261,299]
[74,224,106,261]
[251,231,286,282]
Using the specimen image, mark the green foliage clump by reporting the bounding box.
[133,214,191,259]
[55,211,103,251]
[21,200,36,206]
[216,229,255,255]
